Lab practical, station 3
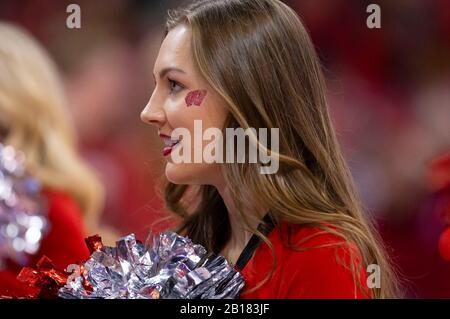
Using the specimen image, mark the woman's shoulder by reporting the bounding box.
[42,188,78,208]
[285,223,368,297]
[257,222,371,298]
[272,222,355,251]
[35,188,90,268]
[41,188,86,229]
[273,222,365,271]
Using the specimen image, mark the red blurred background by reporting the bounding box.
[0,0,449,297]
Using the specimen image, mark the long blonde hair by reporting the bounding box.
[0,22,104,235]
[162,0,400,298]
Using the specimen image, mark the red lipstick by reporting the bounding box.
[159,133,180,157]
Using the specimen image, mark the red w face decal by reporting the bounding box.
[185,89,207,107]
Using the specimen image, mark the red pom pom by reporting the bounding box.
[85,234,103,254]
[439,227,450,261]
[16,256,69,298]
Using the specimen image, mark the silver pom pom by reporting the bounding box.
[59,232,245,299]
[0,143,49,269]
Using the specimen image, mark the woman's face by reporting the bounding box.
[141,25,228,186]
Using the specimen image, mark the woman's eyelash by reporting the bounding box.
[168,78,184,94]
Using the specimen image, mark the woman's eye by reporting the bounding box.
[168,79,183,94]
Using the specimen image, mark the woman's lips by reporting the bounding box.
[159,133,180,157]
[163,140,180,156]
[163,146,172,157]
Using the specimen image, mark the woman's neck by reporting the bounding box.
[215,183,266,264]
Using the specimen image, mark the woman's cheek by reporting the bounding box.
[169,90,209,123]
[165,98,191,127]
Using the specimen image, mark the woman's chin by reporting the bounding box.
[165,162,195,184]
[164,162,220,185]
[165,162,181,184]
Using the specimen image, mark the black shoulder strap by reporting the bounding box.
[234,212,276,271]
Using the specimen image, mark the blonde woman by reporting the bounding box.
[0,22,107,296]
[141,0,400,298]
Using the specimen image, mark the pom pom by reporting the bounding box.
[0,143,49,269]
[17,256,68,298]
[60,232,244,299]
[18,232,245,299]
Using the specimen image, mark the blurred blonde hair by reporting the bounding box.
[0,22,106,237]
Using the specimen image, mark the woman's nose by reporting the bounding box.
[140,100,165,128]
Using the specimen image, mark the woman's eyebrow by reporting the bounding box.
[153,66,186,81]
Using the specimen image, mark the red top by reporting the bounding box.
[0,189,90,297]
[240,223,371,299]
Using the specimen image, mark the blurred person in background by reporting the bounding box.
[0,22,114,297]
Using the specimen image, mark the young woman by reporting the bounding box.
[141,0,400,298]
[0,22,109,297]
